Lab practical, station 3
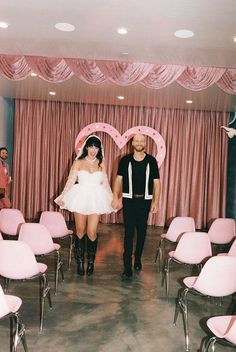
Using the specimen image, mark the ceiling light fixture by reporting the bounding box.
[233,36,236,42]
[55,22,75,32]
[117,96,125,100]
[0,21,9,29]
[174,29,194,38]
[186,100,193,104]
[117,27,128,35]
[49,91,56,96]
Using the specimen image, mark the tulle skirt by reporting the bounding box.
[59,183,114,215]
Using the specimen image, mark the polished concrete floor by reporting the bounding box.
[0,223,234,352]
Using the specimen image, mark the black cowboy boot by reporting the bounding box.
[74,235,85,275]
[86,236,98,275]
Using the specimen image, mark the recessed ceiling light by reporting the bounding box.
[0,21,9,29]
[186,100,193,104]
[49,91,56,96]
[117,27,128,35]
[233,36,236,42]
[121,52,129,56]
[55,22,75,32]
[30,72,37,77]
[117,96,125,100]
[174,29,194,38]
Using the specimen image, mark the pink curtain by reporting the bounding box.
[13,100,228,229]
[0,54,235,93]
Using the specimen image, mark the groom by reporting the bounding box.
[112,134,161,279]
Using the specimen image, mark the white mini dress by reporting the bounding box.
[59,170,114,215]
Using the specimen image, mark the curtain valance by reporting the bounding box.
[0,54,235,94]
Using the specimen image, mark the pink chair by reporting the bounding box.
[218,238,236,257]
[0,208,25,238]
[39,211,73,269]
[207,218,235,245]
[155,217,195,271]
[201,315,236,351]
[0,240,52,332]
[19,223,64,294]
[162,232,212,298]
[173,256,236,351]
[0,284,28,351]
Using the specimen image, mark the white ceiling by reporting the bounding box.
[0,0,236,112]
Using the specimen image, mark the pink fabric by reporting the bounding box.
[12,100,228,228]
[0,54,235,93]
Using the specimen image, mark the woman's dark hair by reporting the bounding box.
[77,136,103,165]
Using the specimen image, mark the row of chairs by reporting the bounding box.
[155,217,236,271]
[0,209,74,268]
[0,209,74,351]
[156,216,236,351]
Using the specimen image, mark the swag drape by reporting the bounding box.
[13,100,228,229]
[0,54,236,93]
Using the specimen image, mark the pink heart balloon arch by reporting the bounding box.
[75,123,166,167]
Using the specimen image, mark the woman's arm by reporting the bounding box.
[54,160,79,206]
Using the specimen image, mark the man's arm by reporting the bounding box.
[112,175,123,210]
[150,179,161,213]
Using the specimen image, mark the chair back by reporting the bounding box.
[173,232,212,264]
[0,284,10,318]
[0,240,44,279]
[40,211,71,238]
[208,218,236,244]
[193,256,236,297]
[0,208,25,236]
[224,317,236,345]
[19,223,56,255]
[165,217,195,242]
[228,238,236,256]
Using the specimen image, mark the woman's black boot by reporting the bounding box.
[74,235,85,275]
[86,236,98,276]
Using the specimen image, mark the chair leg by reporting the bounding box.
[13,312,28,352]
[200,335,208,352]
[164,257,172,299]
[10,316,14,352]
[55,250,64,294]
[205,337,217,352]
[68,234,73,270]
[155,238,164,272]
[173,287,183,325]
[181,289,190,351]
[39,274,52,332]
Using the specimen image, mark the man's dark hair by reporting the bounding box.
[0,147,8,153]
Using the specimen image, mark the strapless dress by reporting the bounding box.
[59,170,114,215]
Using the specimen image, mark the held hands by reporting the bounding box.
[111,197,122,211]
[111,197,120,210]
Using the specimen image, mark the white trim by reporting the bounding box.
[145,163,152,199]
[122,162,133,198]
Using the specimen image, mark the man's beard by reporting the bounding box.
[134,146,145,152]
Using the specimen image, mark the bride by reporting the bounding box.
[55,135,114,276]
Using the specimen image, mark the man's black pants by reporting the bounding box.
[122,198,151,272]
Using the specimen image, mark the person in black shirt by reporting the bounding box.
[112,134,161,279]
